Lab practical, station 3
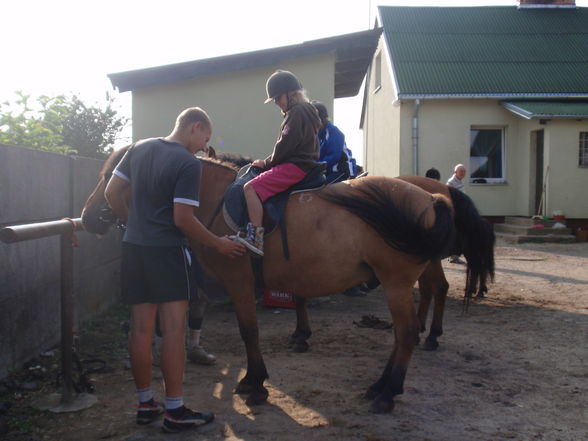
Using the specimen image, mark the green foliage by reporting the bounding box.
[0,91,128,158]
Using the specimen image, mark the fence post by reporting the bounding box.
[60,231,75,405]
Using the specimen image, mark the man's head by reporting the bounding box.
[454,164,466,180]
[173,107,212,154]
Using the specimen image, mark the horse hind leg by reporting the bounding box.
[288,296,312,353]
[416,274,433,335]
[366,282,419,413]
[419,261,449,351]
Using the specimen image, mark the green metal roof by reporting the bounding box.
[378,6,588,98]
[502,100,588,119]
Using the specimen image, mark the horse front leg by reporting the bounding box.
[367,283,419,414]
[419,261,449,351]
[288,296,312,353]
[228,282,269,406]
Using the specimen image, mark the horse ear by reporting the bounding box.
[207,145,217,159]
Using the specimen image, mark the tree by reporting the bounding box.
[0,91,128,158]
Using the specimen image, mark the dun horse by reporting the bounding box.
[289,175,495,353]
[82,146,456,413]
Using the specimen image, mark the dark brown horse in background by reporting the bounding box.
[290,175,495,353]
[82,145,456,413]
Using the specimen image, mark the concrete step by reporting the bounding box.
[496,232,577,244]
[494,223,572,236]
[504,216,556,227]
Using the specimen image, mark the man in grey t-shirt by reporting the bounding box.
[105,107,245,433]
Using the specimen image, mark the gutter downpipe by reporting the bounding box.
[412,99,421,175]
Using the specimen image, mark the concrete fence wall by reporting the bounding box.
[0,144,122,379]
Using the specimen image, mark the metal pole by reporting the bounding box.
[60,231,75,405]
[0,218,84,408]
[0,218,83,243]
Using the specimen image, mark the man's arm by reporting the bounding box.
[105,175,130,221]
[173,203,245,259]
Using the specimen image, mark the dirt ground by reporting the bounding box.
[2,239,588,441]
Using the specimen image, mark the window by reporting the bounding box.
[373,52,381,92]
[580,132,588,167]
[469,127,505,183]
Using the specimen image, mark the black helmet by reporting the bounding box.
[264,70,303,103]
[311,100,329,124]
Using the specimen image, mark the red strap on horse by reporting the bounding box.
[62,217,79,248]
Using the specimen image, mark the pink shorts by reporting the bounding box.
[248,163,307,202]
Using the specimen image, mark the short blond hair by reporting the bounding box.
[175,107,212,130]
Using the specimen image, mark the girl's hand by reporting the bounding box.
[252,159,266,168]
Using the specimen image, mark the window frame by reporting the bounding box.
[469,126,507,184]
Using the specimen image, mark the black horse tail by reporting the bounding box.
[320,182,455,263]
[448,186,496,298]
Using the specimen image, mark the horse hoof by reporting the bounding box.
[364,387,379,401]
[234,382,253,395]
[291,342,309,353]
[422,340,439,351]
[245,388,269,406]
[369,398,394,414]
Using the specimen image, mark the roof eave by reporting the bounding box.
[108,28,382,98]
[397,93,588,100]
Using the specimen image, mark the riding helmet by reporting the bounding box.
[311,100,329,125]
[264,70,303,103]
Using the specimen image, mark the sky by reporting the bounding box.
[2,0,585,161]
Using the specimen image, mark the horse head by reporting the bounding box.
[81,145,131,235]
[81,144,250,235]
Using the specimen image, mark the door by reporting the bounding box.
[532,130,544,216]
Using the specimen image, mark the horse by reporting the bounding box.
[82,145,456,413]
[289,175,495,353]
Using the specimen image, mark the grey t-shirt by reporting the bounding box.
[113,138,201,246]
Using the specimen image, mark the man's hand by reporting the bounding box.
[215,236,246,258]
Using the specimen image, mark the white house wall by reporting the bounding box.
[363,41,401,177]
[543,120,588,219]
[366,94,588,218]
[131,54,335,160]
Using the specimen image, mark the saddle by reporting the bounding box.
[223,164,326,259]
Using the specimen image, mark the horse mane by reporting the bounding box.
[100,144,132,178]
[320,181,455,262]
[100,144,250,177]
[216,152,252,168]
[200,156,243,172]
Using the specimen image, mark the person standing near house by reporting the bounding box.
[447,163,467,264]
[311,100,357,183]
[447,163,466,192]
[425,167,441,181]
[104,107,245,433]
[237,70,322,256]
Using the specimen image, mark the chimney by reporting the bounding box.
[518,0,576,7]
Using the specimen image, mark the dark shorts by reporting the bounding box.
[121,242,192,304]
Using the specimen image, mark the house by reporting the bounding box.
[107,29,381,161]
[361,0,588,223]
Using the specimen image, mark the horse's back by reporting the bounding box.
[262,176,451,296]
